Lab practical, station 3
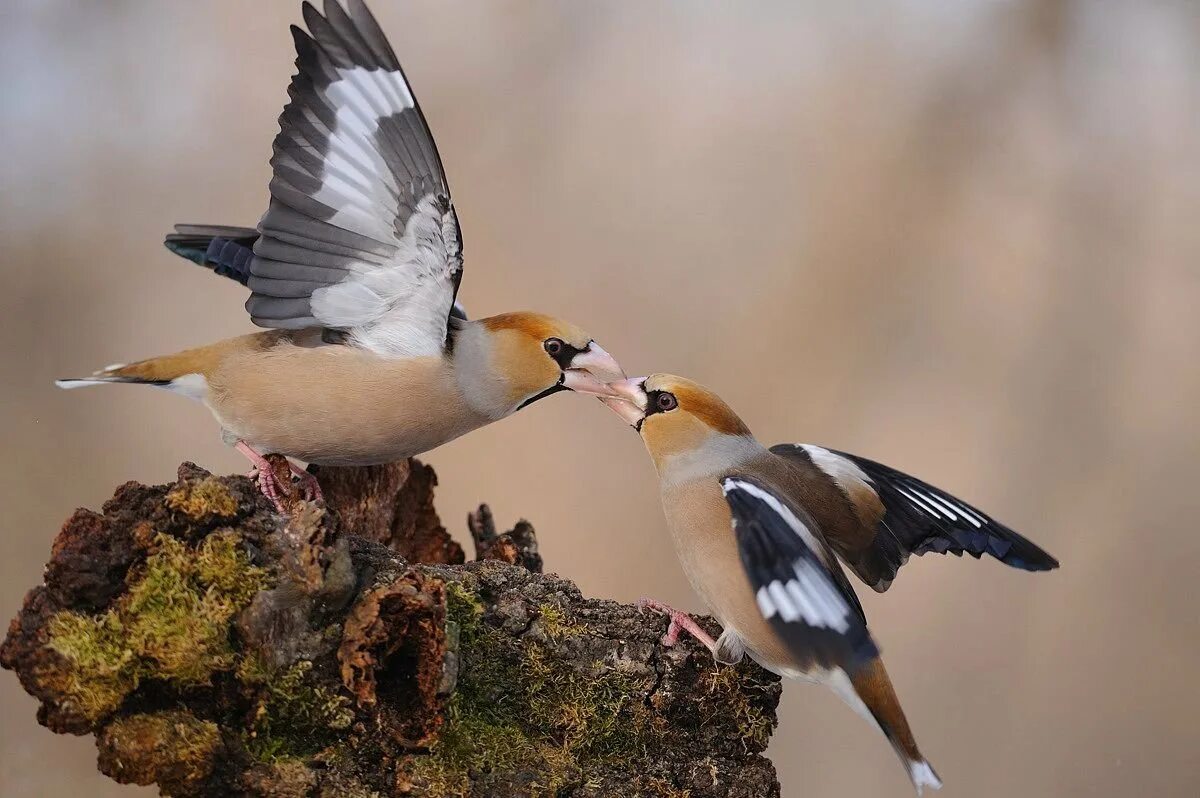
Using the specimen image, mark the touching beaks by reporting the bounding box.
[600,377,648,427]
[560,343,626,397]
[569,342,626,383]
[561,369,620,397]
[607,377,648,409]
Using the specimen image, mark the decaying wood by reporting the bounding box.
[312,459,464,565]
[2,460,782,797]
[467,503,543,573]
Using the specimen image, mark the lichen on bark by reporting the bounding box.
[2,459,782,797]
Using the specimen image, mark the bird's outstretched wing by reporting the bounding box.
[772,444,1059,592]
[722,476,879,673]
[248,0,462,357]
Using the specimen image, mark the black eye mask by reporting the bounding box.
[644,389,678,417]
[544,338,587,370]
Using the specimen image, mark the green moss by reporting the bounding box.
[196,531,269,604]
[443,581,484,640]
[44,532,268,723]
[527,657,660,760]
[42,612,136,724]
[166,477,239,521]
[405,580,663,795]
[402,756,470,796]
[534,603,570,641]
[700,666,774,751]
[240,656,355,762]
[97,710,221,794]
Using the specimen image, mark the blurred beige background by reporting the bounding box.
[3,1,1198,796]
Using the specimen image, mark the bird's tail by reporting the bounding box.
[54,340,248,398]
[842,658,943,795]
[163,224,259,286]
[55,368,167,390]
[55,357,190,394]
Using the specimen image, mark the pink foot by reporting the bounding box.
[289,463,324,503]
[636,597,718,653]
[234,441,289,513]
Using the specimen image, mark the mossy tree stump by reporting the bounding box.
[2,461,782,797]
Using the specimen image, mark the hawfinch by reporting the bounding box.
[603,374,1059,794]
[57,1,624,509]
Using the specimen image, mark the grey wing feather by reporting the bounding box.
[248,1,462,356]
[170,224,259,240]
[347,0,403,69]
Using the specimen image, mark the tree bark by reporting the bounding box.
[2,460,782,797]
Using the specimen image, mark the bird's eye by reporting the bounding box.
[544,338,564,356]
[656,392,678,411]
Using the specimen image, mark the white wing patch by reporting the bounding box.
[895,483,986,528]
[799,444,873,494]
[802,444,987,531]
[310,194,459,357]
[266,60,460,358]
[723,477,826,558]
[310,67,414,244]
[724,478,852,632]
[895,485,943,516]
[755,559,852,633]
[309,66,460,358]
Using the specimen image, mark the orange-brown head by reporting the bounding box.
[603,373,754,470]
[458,311,624,416]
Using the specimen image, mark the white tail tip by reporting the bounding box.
[909,759,943,794]
[56,378,107,390]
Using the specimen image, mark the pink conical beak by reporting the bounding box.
[600,377,648,427]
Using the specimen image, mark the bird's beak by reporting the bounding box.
[570,343,626,382]
[561,369,618,396]
[600,377,648,427]
[561,343,626,396]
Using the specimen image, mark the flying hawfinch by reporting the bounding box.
[57,0,624,509]
[603,374,1059,794]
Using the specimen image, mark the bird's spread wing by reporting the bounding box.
[772,444,1059,591]
[248,0,462,357]
[721,476,878,672]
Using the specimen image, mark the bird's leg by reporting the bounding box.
[288,462,324,503]
[234,441,289,513]
[636,597,718,653]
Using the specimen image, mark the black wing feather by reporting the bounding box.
[723,476,879,673]
[828,449,1059,572]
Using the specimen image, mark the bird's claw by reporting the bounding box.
[249,466,288,513]
[289,465,324,504]
[635,597,717,652]
[236,441,289,512]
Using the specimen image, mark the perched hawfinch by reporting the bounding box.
[57,0,625,509]
[603,374,1059,794]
